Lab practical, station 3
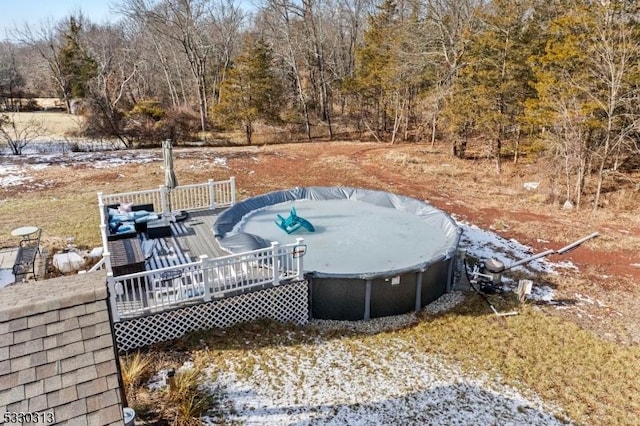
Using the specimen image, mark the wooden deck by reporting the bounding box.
[159,208,228,262]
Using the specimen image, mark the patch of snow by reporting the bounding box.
[212,157,228,167]
[147,369,170,391]
[0,150,160,189]
[0,174,33,187]
[178,361,195,372]
[574,293,606,308]
[529,285,555,302]
[91,154,156,169]
[30,163,50,171]
[201,334,566,425]
[0,165,32,187]
[455,217,575,275]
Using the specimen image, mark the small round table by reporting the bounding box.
[11,226,39,239]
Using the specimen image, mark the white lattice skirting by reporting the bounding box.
[113,280,309,352]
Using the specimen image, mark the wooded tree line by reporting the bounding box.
[1,0,640,208]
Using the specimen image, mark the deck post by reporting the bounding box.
[208,180,216,210]
[98,193,109,253]
[106,274,120,322]
[99,224,109,253]
[103,249,112,276]
[295,238,305,281]
[98,192,105,216]
[230,177,236,205]
[199,255,211,301]
[271,241,280,284]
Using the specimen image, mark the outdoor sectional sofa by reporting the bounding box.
[105,203,159,241]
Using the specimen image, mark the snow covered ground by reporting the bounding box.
[0,146,229,190]
[455,218,579,302]
[184,297,567,425]
[202,338,565,425]
[144,295,569,424]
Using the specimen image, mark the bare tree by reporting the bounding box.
[120,0,215,131]
[209,0,246,105]
[260,0,313,138]
[423,0,480,148]
[0,43,26,111]
[586,4,640,210]
[15,20,72,112]
[83,23,139,147]
[530,2,640,209]
[0,113,44,155]
[301,0,333,137]
[333,0,369,113]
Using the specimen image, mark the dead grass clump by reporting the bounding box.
[120,352,152,401]
[414,294,640,425]
[121,350,218,424]
[167,368,214,425]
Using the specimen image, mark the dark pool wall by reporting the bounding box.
[309,257,454,321]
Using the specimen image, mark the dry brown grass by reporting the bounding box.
[416,295,640,425]
[120,352,152,403]
[5,111,84,139]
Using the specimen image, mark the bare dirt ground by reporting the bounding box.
[2,139,639,347]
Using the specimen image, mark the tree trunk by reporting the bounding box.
[494,138,502,174]
[431,114,437,147]
[245,123,253,145]
[575,156,586,209]
[593,157,606,211]
[151,37,179,108]
[513,125,521,164]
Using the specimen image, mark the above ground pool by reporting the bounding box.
[214,187,461,320]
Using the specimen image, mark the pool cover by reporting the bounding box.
[214,187,461,279]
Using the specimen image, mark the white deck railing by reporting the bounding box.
[106,239,306,322]
[97,177,236,275]
[99,177,236,216]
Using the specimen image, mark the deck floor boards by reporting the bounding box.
[173,209,228,260]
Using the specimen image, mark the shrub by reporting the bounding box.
[129,100,165,121]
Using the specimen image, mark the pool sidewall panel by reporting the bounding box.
[370,273,416,318]
[311,278,366,320]
[421,259,451,307]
